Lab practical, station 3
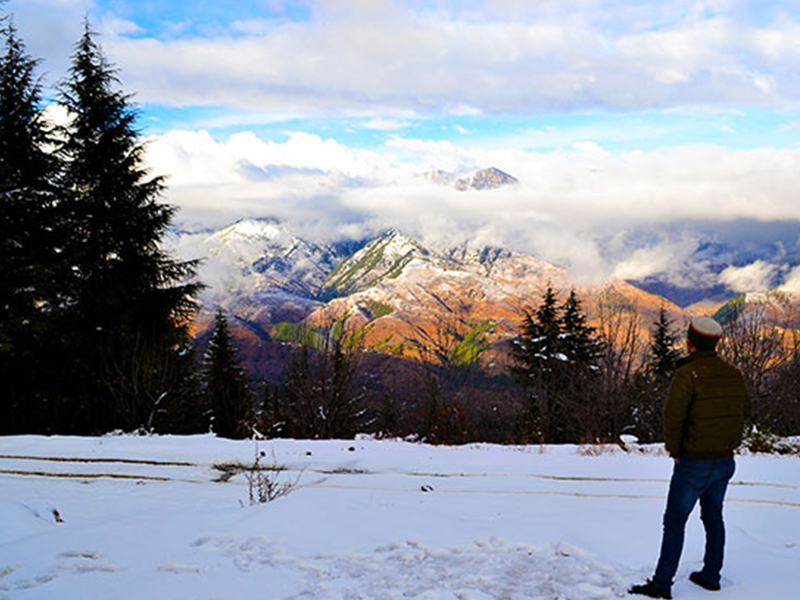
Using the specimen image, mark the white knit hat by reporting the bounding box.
[688,316,723,350]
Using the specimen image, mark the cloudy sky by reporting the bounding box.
[6,0,800,290]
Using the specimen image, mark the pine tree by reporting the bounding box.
[55,22,200,431]
[631,307,682,443]
[559,290,604,369]
[0,16,61,432]
[510,286,563,441]
[558,290,607,440]
[648,307,681,380]
[534,286,563,368]
[204,311,251,439]
[0,19,54,192]
[511,287,611,442]
[510,287,561,382]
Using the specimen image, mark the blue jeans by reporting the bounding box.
[652,457,735,590]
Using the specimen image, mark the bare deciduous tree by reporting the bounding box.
[406,306,493,444]
[274,315,368,439]
[719,295,800,435]
[595,304,647,441]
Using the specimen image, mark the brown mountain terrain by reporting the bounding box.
[306,259,685,364]
[185,218,773,383]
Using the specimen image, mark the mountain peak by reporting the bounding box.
[321,230,433,297]
[200,218,346,302]
[211,217,285,241]
[456,167,519,191]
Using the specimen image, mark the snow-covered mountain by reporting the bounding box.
[455,167,519,191]
[307,244,574,356]
[183,217,684,329]
[307,241,683,364]
[321,231,447,298]
[180,217,691,379]
[180,218,364,340]
[174,214,800,382]
[712,289,800,330]
[202,218,354,299]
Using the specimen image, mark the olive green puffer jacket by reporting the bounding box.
[664,350,751,459]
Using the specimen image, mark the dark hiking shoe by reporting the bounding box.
[690,571,721,591]
[629,580,672,599]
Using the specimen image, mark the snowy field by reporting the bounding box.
[1,435,799,600]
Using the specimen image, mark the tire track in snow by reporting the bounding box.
[0,454,195,466]
[2,454,799,509]
[308,482,800,509]
[0,468,194,483]
[2,454,799,490]
[1,454,800,489]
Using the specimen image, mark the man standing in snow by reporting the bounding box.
[630,316,751,599]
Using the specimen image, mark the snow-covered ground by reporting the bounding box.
[1,435,798,599]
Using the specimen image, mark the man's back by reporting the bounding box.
[664,350,751,459]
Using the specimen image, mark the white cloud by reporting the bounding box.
[363,118,409,131]
[100,16,144,37]
[10,0,799,114]
[41,103,73,128]
[230,19,281,36]
[4,0,90,87]
[611,236,703,283]
[146,127,800,283]
[571,141,607,154]
[779,119,800,132]
[446,104,484,117]
[719,260,781,293]
[145,129,402,237]
[780,265,800,293]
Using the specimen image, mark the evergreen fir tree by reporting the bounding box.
[0,18,54,191]
[260,382,285,438]
[533,286,563,368]
[511,288,611,442]
[648,306,681,380]
[204,311,251,439]
[559,290,604,369]
[631,307,682,443]
[510,286,562,384]
[0,16,61,432]
[510,286,563,441]
[558,290,607,440]
[56,22,200,431]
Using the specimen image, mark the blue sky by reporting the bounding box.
[6,0,800,289]
[137,106,800,153]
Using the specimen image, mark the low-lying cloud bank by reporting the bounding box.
[148,128,800,291]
